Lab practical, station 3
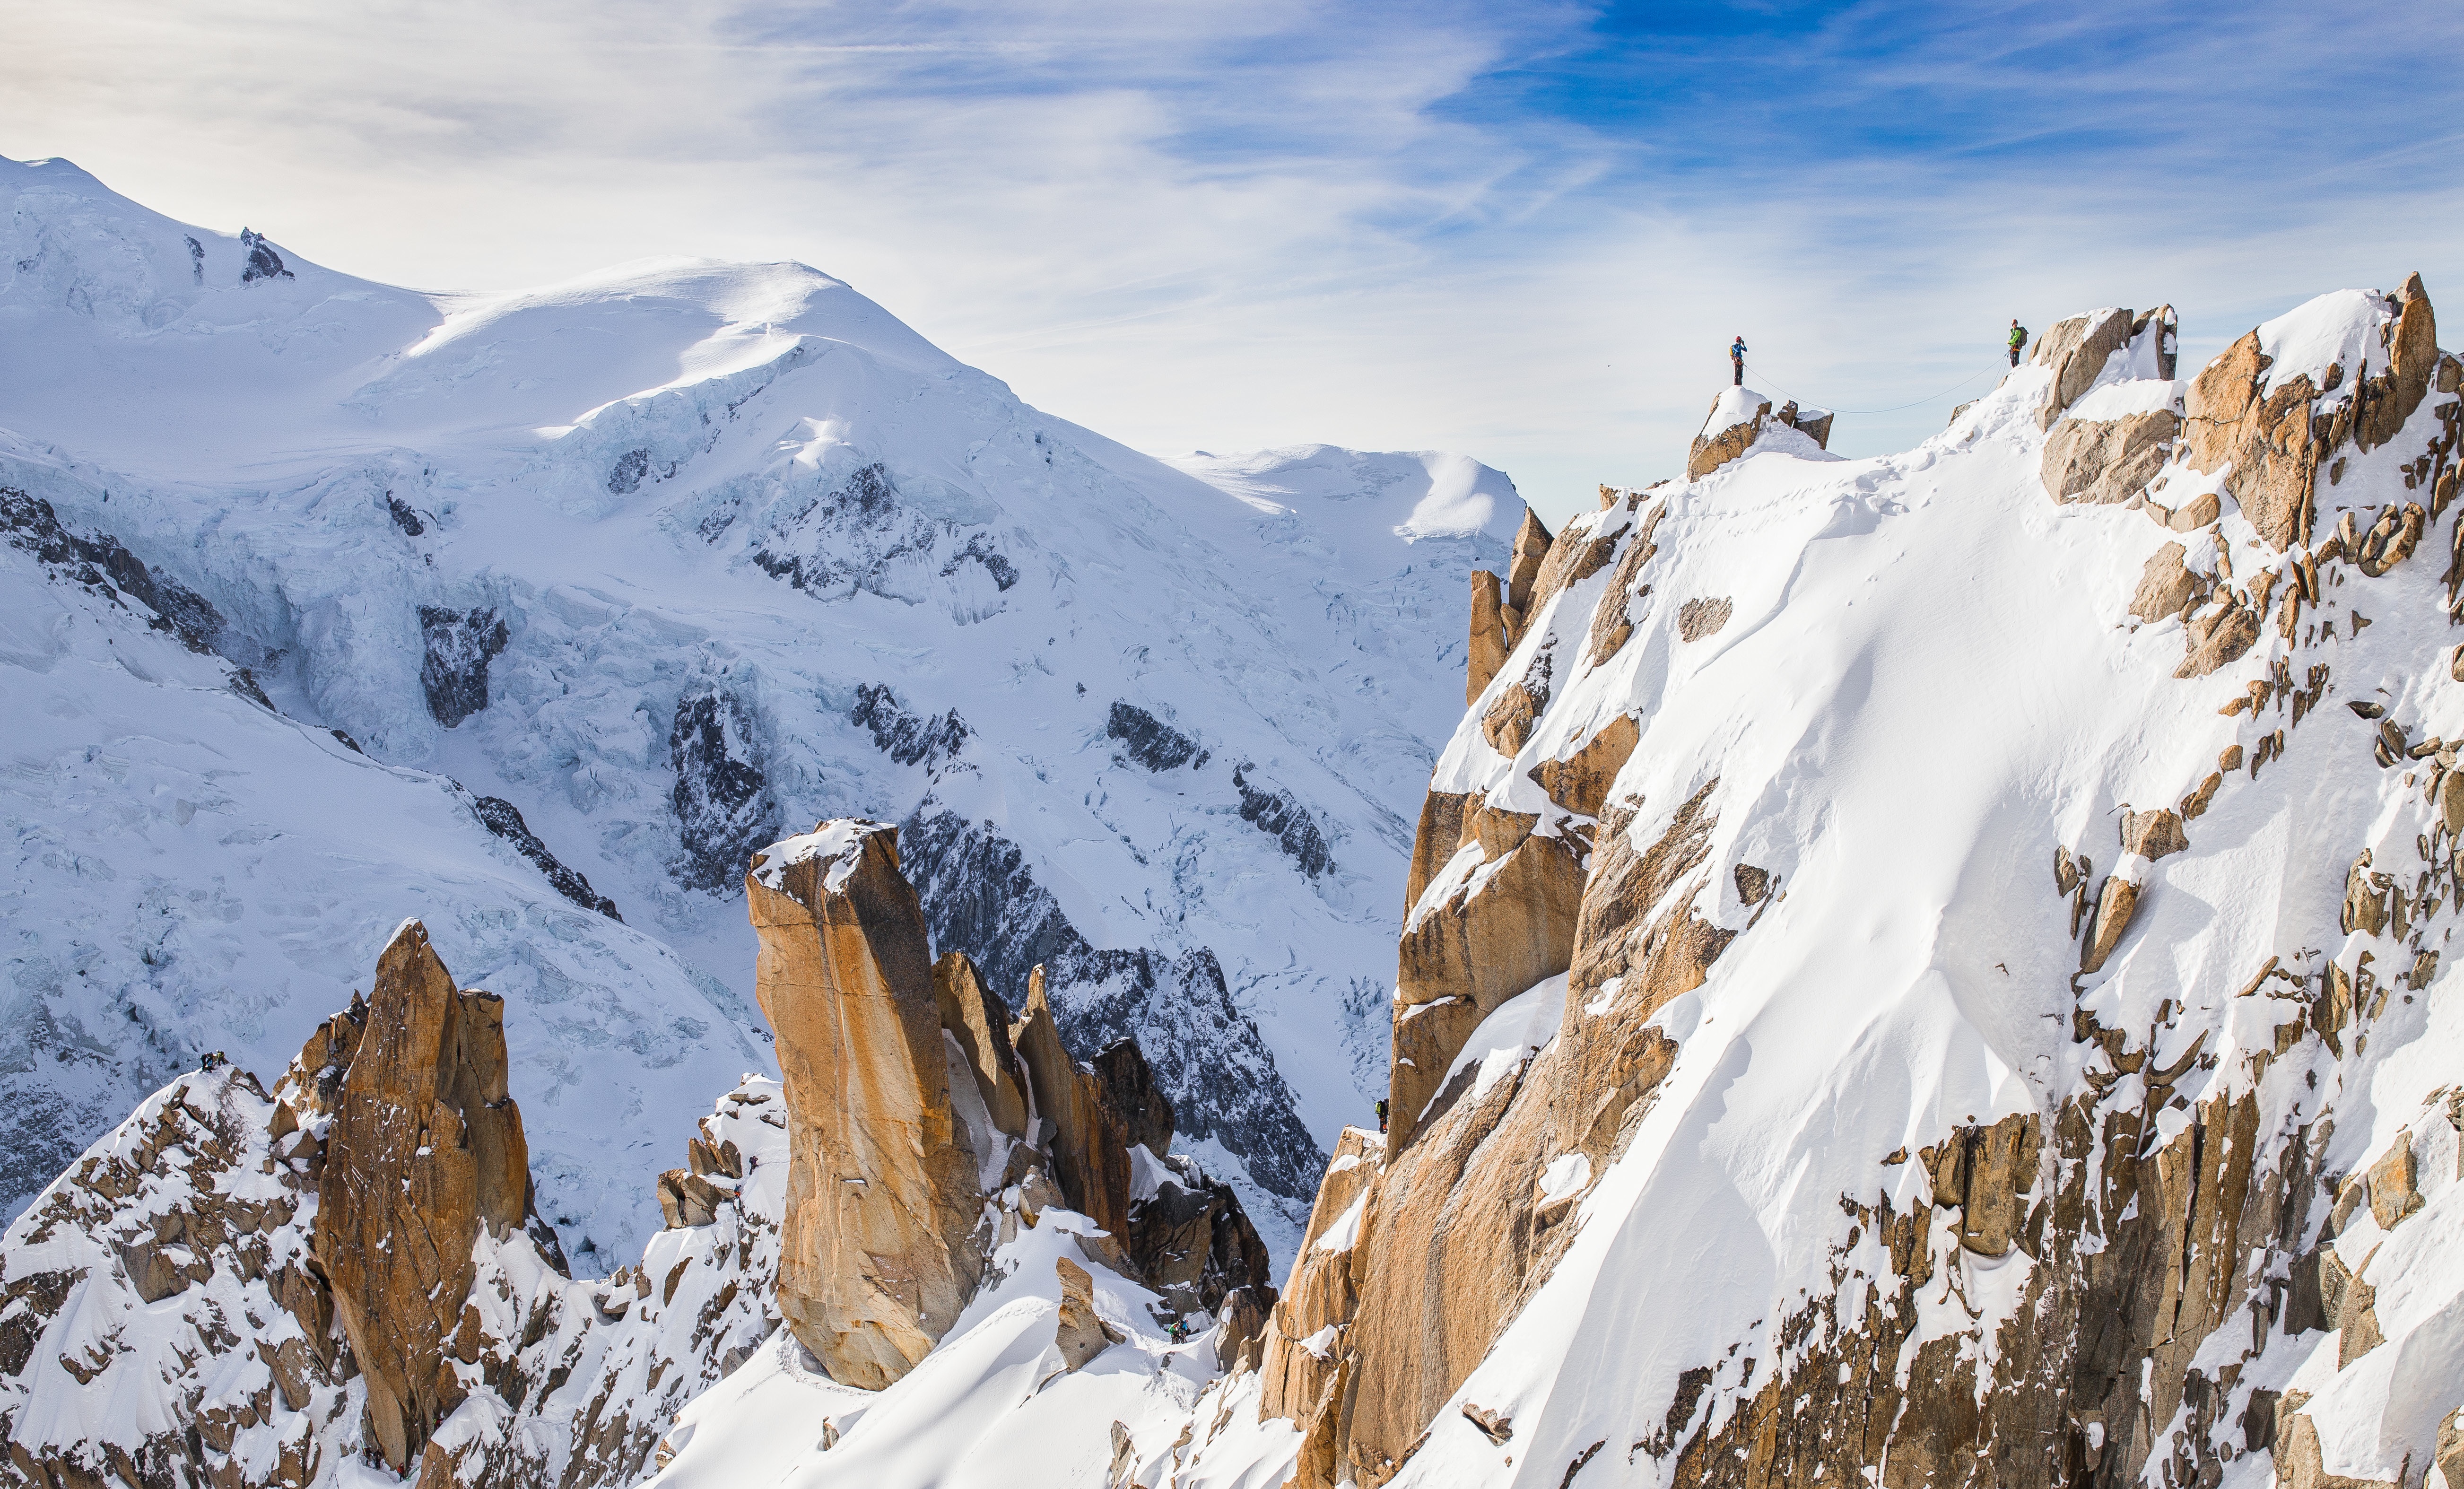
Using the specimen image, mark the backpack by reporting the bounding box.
[2011,325,2028,347]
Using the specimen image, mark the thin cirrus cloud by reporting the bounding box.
[4,0,2462,521]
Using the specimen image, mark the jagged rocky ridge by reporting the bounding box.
[0,821,1274,1488]
[1153,280,2464,1489]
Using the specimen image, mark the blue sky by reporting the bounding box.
[8,0,2462,521]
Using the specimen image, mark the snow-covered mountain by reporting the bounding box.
[27,147,2464,1489]
[0,153,1526,1265]
[612,285,2464,1489]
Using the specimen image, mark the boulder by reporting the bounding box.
[2366,1137,2422,1229]
[2176,599,2263,679]
[1688,390,1773,479]
[2042,411,2179,505]
[1677,596,1733,641]
[2080,873,2141,974]
[1054,1256,1123,1370]
[1531,714,1641,819]
[2128,543,2203,622]
[1216,1285,1273,1372]
[311,921,541,1473]
[745,820,987,1389]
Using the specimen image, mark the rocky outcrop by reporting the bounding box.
[936,950,1031,1139]
[1015,968,1170,1238]
[1388,806,1584,1153]
[470,793,622,920]
[2033,306,2139,429]
[1686,392,1835,479]
[895,807,1326,1205]
[1531,714,1640,819]
[745,820,988,1389]
[312,921,545,1471]
[0,923,598,1489]
[418,604,510,728]
[2043,410,2179,505]
[238,227,293,284]
[1055,1256,1125,1369]
[2180,330,2323,550]
[1501,509,1552,647]
[1221,285,2464,1489]
[1468,570,1510,701]
[743,816,1277,1391]
[2171,284,2438,553]
[0,486,226,655]
[670,681,781,891]
[1105,700,1207,771]
[854,682,972,769]
[1232,762,1335,877]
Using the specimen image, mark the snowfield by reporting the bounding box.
[0,153,1525,1267]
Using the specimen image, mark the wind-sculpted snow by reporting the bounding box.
[0,154,1523,1265]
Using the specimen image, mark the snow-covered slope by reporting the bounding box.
[1228,284,2464,1489]
[0,155,1525,1263]
[659,284,2464,1489]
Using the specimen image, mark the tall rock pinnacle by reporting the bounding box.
[310,920,540,1473]
[746,819,988,1389]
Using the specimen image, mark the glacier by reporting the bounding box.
[0,153,1526,1267]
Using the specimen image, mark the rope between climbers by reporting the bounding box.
[1741,361,2005,417]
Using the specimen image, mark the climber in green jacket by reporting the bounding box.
[2008,320,2028,367]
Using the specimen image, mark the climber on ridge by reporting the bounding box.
[1729,335,1748,387]
[2008,319,2028,367]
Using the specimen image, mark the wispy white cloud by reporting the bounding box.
[6,0,2462,519]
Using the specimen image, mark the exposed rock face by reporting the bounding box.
[1015,968,1168,1238]
[2181,330,2323,550]
[895,808,1326,1206]
[2043,410,2179,505]
[238,227,292,284]
[936,950,1030,1139]
[1500,509,1553,646]
[2129,541,2203,621]
[470,792,623,920]
[742,816,1278,1392]
[670,680,781,891]
[1123,1152,1277,1316]
[417,604,510,728]
[1388,806,1584,1153]
[1232,762,1335,877]
[2174,279,2431,555]
[1531,714,1640,819]
[854,681,972,768]
[2033,306,2138,429]
[1105,700,1208,771]
[745,820,988,1389]
[1,485,226,655]
[313,921,540,1472]
[1687,392,1834,479]
[1468,569,1510,701]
